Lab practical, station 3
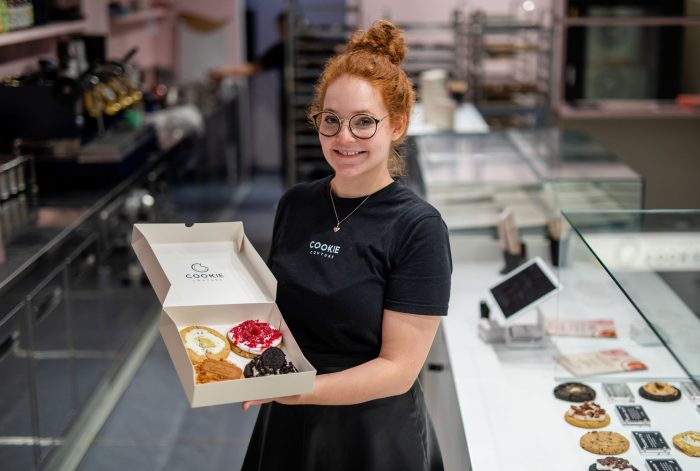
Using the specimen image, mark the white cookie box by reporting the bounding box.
[131,222,316,407]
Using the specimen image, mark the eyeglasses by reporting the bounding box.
[311,111,388,139]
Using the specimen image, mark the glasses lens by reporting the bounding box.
[316,112,340,136]
[349,114,377,138]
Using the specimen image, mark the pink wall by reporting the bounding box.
[0,1,243,80]
[174,0,242,66]
[360,0,553,26]
[107,13,176,69]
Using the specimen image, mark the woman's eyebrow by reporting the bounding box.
[323,108,374,115]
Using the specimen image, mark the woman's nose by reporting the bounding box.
[335,122,356,141]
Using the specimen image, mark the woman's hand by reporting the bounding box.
[241,394,303,412]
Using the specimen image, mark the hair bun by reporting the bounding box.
[347,20,406,66]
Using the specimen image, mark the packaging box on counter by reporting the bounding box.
[131,222,316,407]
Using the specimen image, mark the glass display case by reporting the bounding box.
[541,210,700,469]
[409,129,643,232]
[557,210,700,384]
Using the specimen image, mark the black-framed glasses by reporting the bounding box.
[311,111,388,139]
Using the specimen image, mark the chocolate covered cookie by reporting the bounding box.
[554,382,596,402]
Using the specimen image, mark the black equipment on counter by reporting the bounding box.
[0,70,83,155]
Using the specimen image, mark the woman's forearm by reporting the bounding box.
[301,356,414,406]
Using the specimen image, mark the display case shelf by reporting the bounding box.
[563,16,700,27]
[410,129,642,232]
[0,20,87,48]
[558,102,700,120]
[109,8,168,28]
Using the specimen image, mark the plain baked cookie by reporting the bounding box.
[580,431,630,455]
[179,325,231,364]
[672,431,700,457]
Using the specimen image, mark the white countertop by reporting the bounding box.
[444,235,700,471]
[408,103,490,136]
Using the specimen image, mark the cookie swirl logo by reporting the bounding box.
[186,262,224,281]
[308,240,341,259]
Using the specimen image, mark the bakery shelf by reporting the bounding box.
[563,16,700,27]
[0,20,87,48]
[109,7,168,27]
[558,102,700,120]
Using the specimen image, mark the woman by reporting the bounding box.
[242,20,452,471]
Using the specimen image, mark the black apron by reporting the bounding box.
[241,363,444,471]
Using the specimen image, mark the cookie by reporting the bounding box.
[243,347,298,378]
[580,431,630,455]
[639,382,681,402]
[179,325,231,364]
[228,320,283,358]
[564,402,610,429]
[195,359,243,384]
[672,431,700,457]
[588,456,639,471]
[554,382,596,402]
[261,346,286,369]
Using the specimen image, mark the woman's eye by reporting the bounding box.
[355,117,373,127]
[324,115,339,125]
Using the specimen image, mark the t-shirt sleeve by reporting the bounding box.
[384,215,452,316]
[266,190,289,267]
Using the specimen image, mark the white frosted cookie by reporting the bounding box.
[180,325,230,364]
[672,431,700,457]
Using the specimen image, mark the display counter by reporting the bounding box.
[410,129,643,231]
[427,211,700,471]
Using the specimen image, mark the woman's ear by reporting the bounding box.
[391,114,408,141]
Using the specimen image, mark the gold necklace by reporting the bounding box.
[329,184,372,232]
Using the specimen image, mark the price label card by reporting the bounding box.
[681,381,700,401]
[633,431,669,454]
[645,458,683,471]
[603,383,635,403]
[616,405,650,425]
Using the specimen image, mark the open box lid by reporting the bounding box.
[131,222,277,307]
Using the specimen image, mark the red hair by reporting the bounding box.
[308,20,415,177]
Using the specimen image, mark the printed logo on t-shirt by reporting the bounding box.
[308,240,340,259]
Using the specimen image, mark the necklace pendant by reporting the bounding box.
[333,225,340,233]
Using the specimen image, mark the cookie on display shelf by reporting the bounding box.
[638,382,681,402]
[672,431,700,457]
[580,431,630,455]
[564,401,610,429]
[554,382,596,402]
[588,456,639,471]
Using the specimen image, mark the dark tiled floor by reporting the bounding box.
[76,174,284,470]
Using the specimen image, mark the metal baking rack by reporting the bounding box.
[285,1,362,185]
[466,8,553,129]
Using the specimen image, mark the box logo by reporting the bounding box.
[191,263,209,273]
[186,262,224,280]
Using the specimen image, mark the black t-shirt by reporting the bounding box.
[268,176,452,370]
